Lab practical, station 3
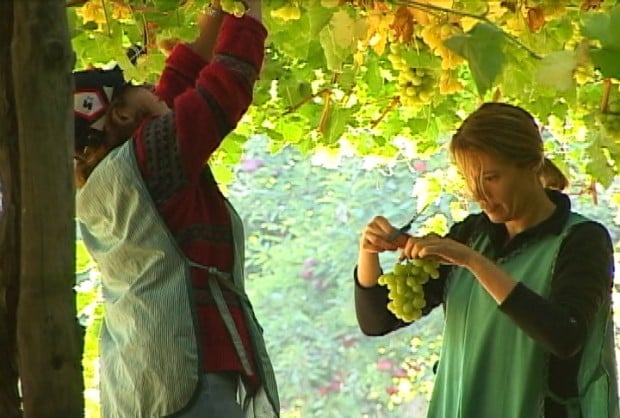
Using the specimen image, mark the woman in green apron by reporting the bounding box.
[355,102,619,418]
[73,1,279,417]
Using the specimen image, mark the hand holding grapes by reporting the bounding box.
[401,234,476,268]
[359,216,405,254]
[374,235,464,323]
[244,0,262,22]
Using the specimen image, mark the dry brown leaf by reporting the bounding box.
[390,6,415,44]
[581,0,603,11]
[527,6,546,31]
[145,21,159,51]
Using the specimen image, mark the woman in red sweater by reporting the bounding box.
[73,1,279,417]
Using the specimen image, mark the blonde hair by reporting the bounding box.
[450,102,568,201]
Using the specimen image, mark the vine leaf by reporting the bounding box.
[535,50,577,91]
[364,55,384,94]
[308,5,334,37]
[589,48,620,80]
[320,25,348,71]
[277,76,313,109]
[580,4,620,47]
[322,106,353,145]
[581,4,620,79]
[330,10,360,49]
[443,22,506,97]
[276,116,305,144]
[586,130,617,189]
[152,0,179,13]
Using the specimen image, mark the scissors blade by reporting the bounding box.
[387,202,430,243]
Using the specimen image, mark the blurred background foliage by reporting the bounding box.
[75,135,620,417]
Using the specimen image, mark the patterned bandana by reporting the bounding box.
[73,66,126,150]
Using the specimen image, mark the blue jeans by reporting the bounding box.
[173,372,244,418]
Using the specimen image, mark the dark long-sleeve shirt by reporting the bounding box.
[354,190,614,417]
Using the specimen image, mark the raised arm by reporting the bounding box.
[155,1,226,106]
[172,2,266,179]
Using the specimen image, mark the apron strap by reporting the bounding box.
[189,261,254,377]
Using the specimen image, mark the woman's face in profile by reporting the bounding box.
[461,152,538,224]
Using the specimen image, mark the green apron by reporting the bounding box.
[76,141,279,417]
[427,213,619,418]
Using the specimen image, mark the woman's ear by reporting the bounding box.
[103,102,138,149]
[531,160,544,173]
[109,104,135,128]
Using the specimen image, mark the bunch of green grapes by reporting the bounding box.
[76,0,132,26]
[76,0,107,26]
[377,258,441,323]
[270,4,301,21]
[420,23,463,70]
[111,2,132,21]
[343,0,374,9]
[220,0,247,17]
[600,114,620,137]
[599,89,620,138]
[387,42,436,109]
[574,64,595,85]
[439,70,463,95]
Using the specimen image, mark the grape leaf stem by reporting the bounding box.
[371,96,400,128]
[600,78,612,114]
[100,0,112,36]
[318,92,331,134]
[395,0,543,60]
[283,87,331,115]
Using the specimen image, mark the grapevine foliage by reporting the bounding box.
[219,0,247,17]
[68,0,620,193]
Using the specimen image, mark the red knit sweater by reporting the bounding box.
[132,15,267,390]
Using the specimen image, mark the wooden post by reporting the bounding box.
[0,0,22,416]
[11,1,84,417]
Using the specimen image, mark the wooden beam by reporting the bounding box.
[12,1,83,416]
[0,0,22,416]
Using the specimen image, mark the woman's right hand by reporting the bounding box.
[357,216,401,288]
[244,0,262,22]
[359,216,401,254]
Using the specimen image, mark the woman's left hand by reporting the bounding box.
[401,235,476,267]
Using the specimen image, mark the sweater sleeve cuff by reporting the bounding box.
[166,43,207,79]
[499,282,531,313]
[353,265,383,290]
[214,15,268,70]
[353,265,367,289]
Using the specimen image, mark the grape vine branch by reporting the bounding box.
[394,0,544,59]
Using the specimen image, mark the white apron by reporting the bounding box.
[76,141,279,417]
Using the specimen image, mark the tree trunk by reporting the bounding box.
[12,1,84,417]
[0,1,21,417]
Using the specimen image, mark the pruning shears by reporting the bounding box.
[387,202,430,245]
